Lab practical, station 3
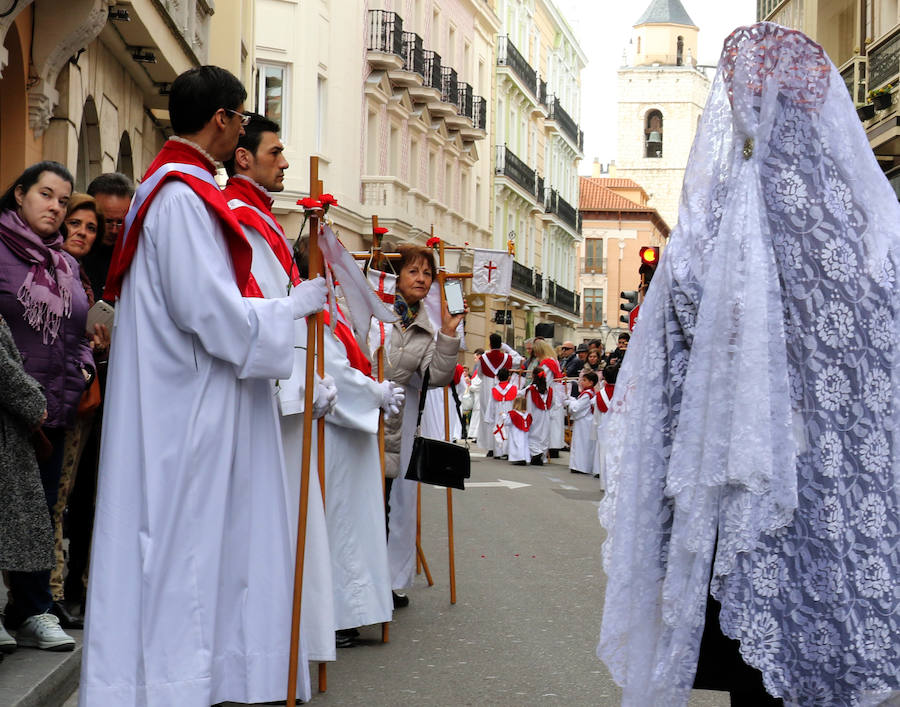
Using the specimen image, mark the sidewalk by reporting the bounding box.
[0,629,81,707]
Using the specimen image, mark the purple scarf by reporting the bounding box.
[0,209,76,344]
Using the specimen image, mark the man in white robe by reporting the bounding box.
[224,114,398,639]
[80,67,327,707]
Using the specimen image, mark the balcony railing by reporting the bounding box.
[536,174,545,201]
[545,188,579,232]
[472,96,487,130]
[512,260,541,298]
[498,36,537,94]
[441,66,458,105]
[457,81,473,118]
[401,31,424,76]
[548,96,582,150]
[868,26,900,91]
[367,10,403,56]
[496,145,536,197]
[581,257,606,273]
[538,78,548,106]
[423,50,442,91]
[547,281,578,315]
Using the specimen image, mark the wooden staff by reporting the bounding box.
[372,215,390,645]
[287,157,324,705]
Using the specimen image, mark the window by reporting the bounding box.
[677,36,684,66]
[410,138,420,187]
[645,110,663,158]
[583,288,604,326]
[584,238,603,272]
[366,110,379,174]
[316,75,326,152]
[257,63,288,136]
[389,124,400,176]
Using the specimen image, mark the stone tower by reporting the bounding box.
[614,0,710,229]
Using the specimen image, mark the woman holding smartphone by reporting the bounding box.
[384,243,465,607]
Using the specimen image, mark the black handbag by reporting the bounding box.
[404,369,470,490]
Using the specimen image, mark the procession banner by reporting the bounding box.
[471,249,512,294]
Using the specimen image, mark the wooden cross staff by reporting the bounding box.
[287,156,328,703]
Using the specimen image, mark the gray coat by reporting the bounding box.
[0,317,54,572]
[384,305,460,477]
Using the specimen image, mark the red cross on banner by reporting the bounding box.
[484,260,497,282]
[493,423,506,442]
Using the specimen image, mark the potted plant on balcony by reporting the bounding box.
[857,102,876,121]
[869,84,893,111]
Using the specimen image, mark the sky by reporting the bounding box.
[552,0,758,173]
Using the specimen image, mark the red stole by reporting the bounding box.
[321,307,371,377]
[509,410,532,431]
[104,139,262,301]
[453,364,465,386]
[480,348,511,378]
[223,175,299,286]
[541,357,563,381]
[528,385,552,410]
[596,383,615,413]
[491,381,518,402]
[578,388,596,414]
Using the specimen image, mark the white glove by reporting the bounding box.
[311,373,337,418]
[290,277,327,320]
[379,380,405,417]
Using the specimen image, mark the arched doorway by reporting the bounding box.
[76,97,101,190]
[116,131,133,181]
[0,25,27,189]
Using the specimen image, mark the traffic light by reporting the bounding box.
[620,290,638,325]
[639,246,660,287]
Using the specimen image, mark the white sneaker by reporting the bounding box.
[0,620,15,653]
[15,612,75,651]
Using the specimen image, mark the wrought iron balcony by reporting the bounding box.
[538,78,548,107]
[441,67,459,105]
[401,32,424,77]
[495,145,536,197]
[547,96,581,151]
[367,10,403,57]
[868,25,900,91]
[512,260,541,298]
[498,35,537,96]
[547,281,578,315]
[545,188,579,232]
[536,174,545,201]
[457,81,473,118]
[472,96,487,130]
[423,51,442,91]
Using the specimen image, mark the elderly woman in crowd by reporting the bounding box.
[0,162,95,652]
[384,243,465,607]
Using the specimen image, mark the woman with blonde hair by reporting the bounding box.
[531,338,565,456]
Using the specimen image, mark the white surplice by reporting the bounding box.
[467,373,482,440]
[525,387,551,460]
[81,182,305,707]
[566,390,595,474]
[242,224,336,661]
[505,411,531,464]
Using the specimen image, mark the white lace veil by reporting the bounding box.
[597,22,900,706]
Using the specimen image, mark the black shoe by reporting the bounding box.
[335,631,356,648]
[530,454,544,466]
[50,600,84,630]
[512,460,527,466]
[486,450,494,458]
[392,591,410,608]
[548,449,560,459]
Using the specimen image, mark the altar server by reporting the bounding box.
[524,368,552,465]
[566,371,597,475]
[81,67,327,707]
[506,397,532,466]
[487,368,517,458]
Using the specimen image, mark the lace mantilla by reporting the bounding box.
[597,22,900,707]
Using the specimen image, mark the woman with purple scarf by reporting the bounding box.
[0,161,94,652]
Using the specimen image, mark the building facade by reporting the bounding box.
[0,0,222,194]
[576,176,669,347]
[492,0,586,348]
[759,0,900,197]
[614,0,710,229]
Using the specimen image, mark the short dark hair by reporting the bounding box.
[497,368,510,382]
[489,333,502,349]
[603,364,619,384]
[87,172,134,198]
[474,348,485,356]
[0,161,74,213]
[619,332,631,342]
[169,65,247,135]
[582,370,598,386]
[224,112,281,176]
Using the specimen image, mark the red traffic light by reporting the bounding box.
[639,246,659,268]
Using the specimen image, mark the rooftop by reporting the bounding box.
[635,0,697,28]
[579,177,648,210]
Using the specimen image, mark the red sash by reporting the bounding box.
[491,382,518,402]
[528,385,552,410]
[104,139,262,301]
[223,175,299,286]
[509,410,532,431]
[480,349,511,379]
[540,357,563,381]
[596,383,615,413]
[322,307,371,377]
[578,388,595,414]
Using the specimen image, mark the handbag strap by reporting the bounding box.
[415,368,431,432]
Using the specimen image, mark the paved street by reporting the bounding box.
[59,450,731,706]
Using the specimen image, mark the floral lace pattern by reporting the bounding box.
[598,22,900,707]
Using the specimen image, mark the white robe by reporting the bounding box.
[467,374,482,440]
[566,391,596,474]
[525,388,551,459]
[548,380,566,450]
[81,181,305,706]
[486,383,517,456]
[422,380,464,442]
[505,411,531,463]
[244,224,336,664]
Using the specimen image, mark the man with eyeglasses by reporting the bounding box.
[79,172,134,300]
[81,66,328,706]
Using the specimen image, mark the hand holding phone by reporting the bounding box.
[443,279,465,315]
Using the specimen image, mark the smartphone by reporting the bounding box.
[444,279,465,315]
[86,300,116,333]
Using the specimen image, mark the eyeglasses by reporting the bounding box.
[226,109,251,126]
[561,346,574,350]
